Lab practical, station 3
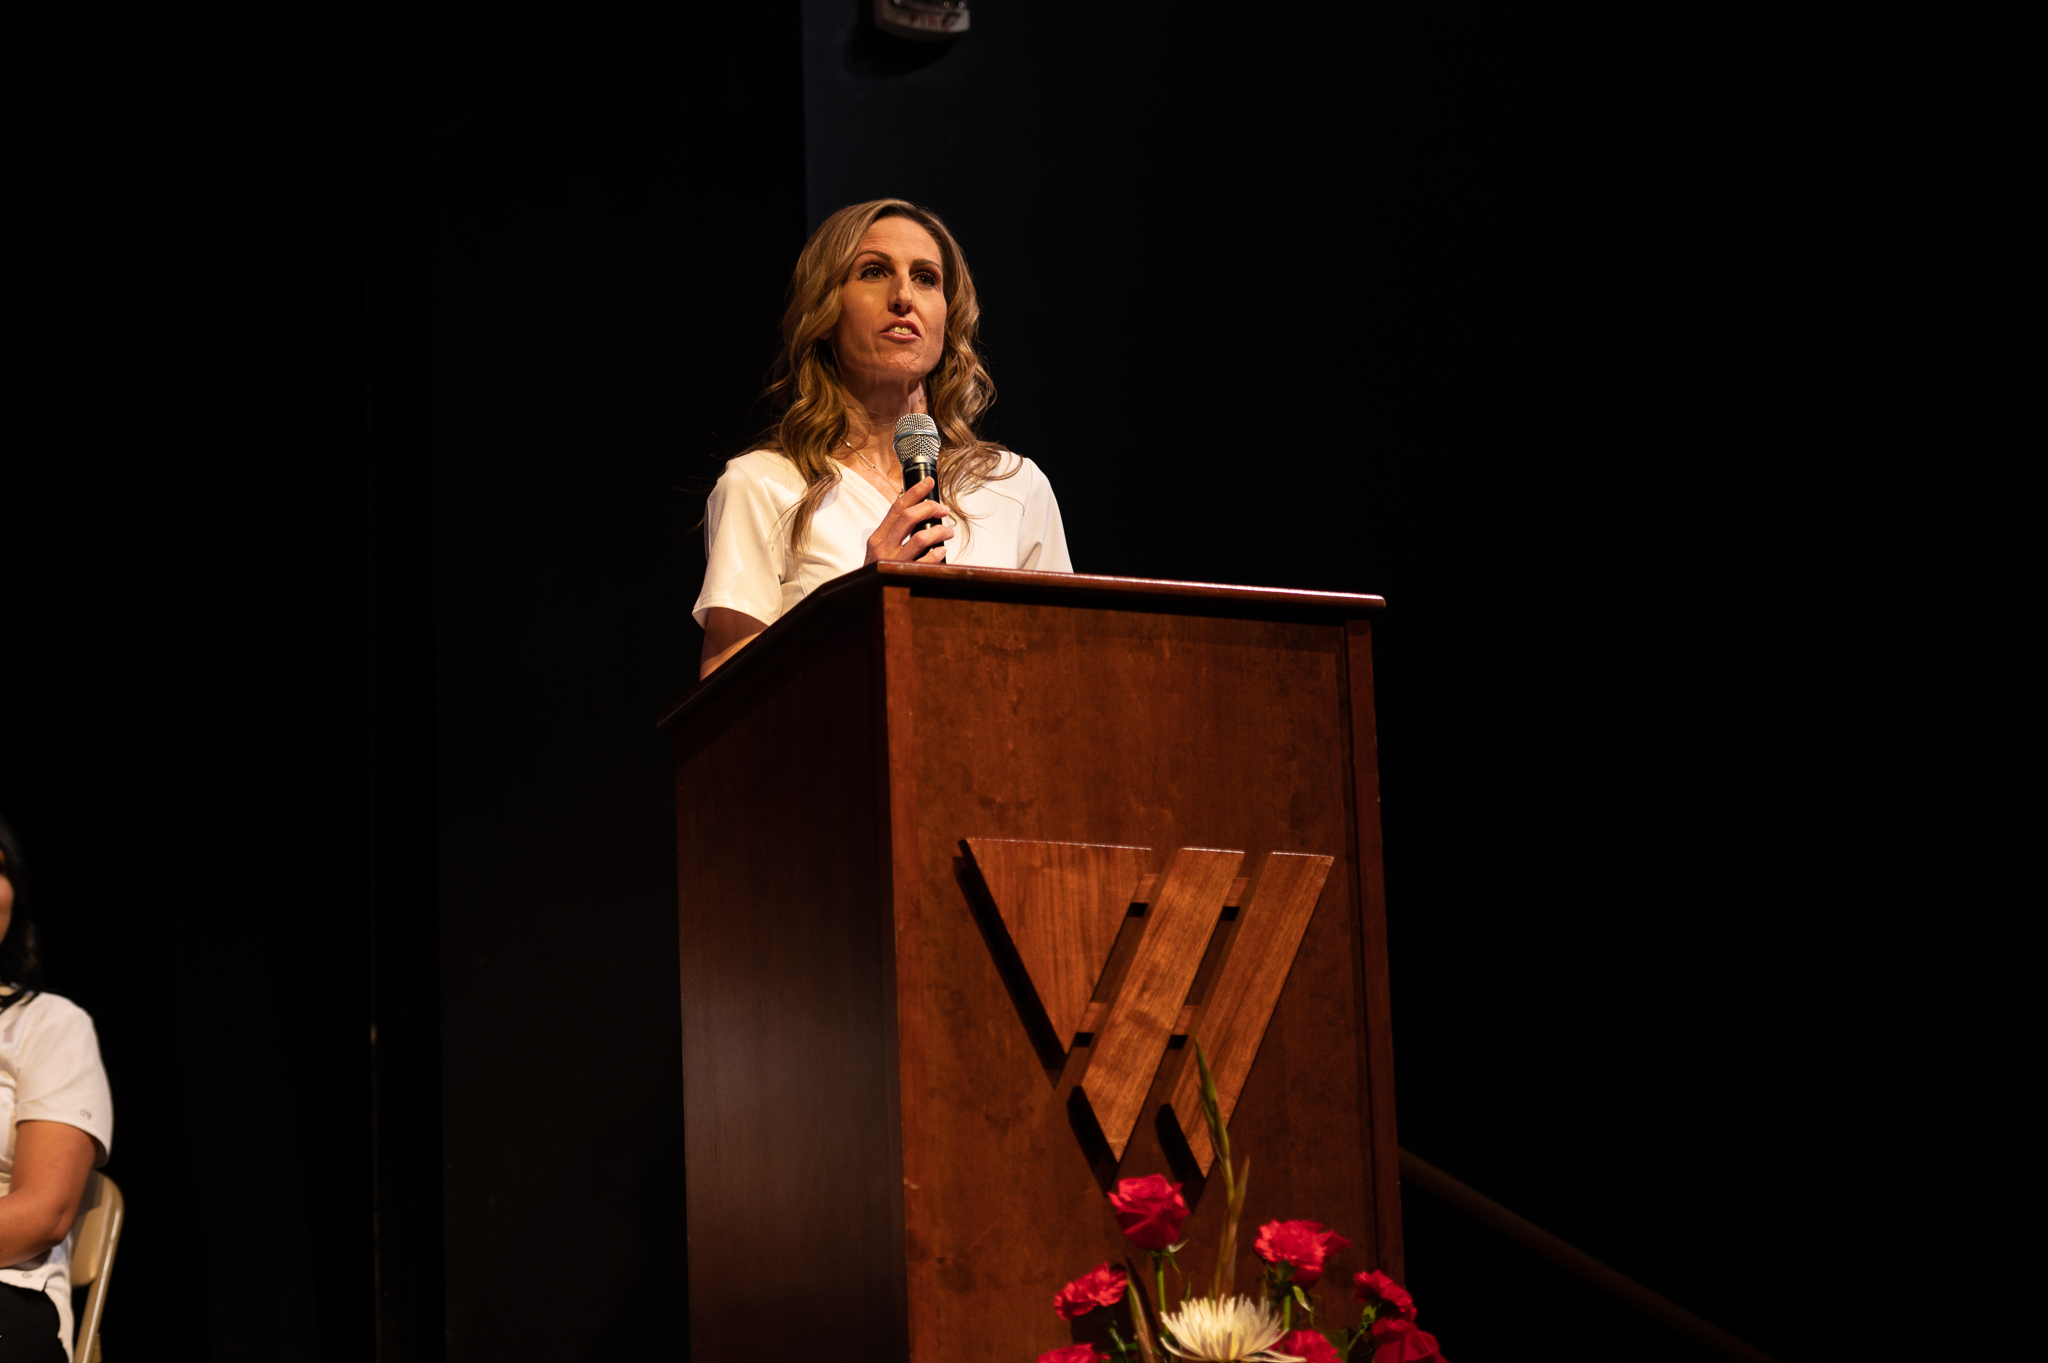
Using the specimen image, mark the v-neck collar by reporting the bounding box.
[836,460,900,510]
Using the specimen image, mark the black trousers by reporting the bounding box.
[0,1283,64,1363]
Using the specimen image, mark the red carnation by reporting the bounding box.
[1253,1219,1353,1288]
[1275,1328,1342,1363]
[1108,1174,1191,1251]
[1370,1316,1447,1362]
[1053,1263,1128,1321]
[1353,1270,1417,1321]
[1038,1347,1109,1363]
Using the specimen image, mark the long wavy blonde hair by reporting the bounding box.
[759,198,1010,554]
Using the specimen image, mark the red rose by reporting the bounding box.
[1108,1174,1191,1251]
[1370,1317,1446,1362]
[1353,1270,1417,1321]
[1253,1219,1353,1288]
[1037,1347,1109,1363]
[1053,1263,1129,1321]
[1275,1328,1342,1363]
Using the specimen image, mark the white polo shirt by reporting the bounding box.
[693,447,1073,629]
[0,992,115,1361]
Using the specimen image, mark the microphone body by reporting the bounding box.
[893,414,943,535]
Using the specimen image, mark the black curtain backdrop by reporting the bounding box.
[9,0,447,1353]
[1,2,2021,1360]
[426,4,803,1359]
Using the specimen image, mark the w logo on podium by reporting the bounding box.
[964,839,1333,1174]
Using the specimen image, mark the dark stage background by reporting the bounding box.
[3,2,2019,1360]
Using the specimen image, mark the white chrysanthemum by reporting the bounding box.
[1159,1295,1302,1362]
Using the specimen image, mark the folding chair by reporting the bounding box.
[68,1171,124,1363]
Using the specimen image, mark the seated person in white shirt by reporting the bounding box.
[0,817,114,1363]
[695,198,1073,677]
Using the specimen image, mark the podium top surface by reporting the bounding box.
[659,561,1384,731]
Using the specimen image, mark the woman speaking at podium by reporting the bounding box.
[694,199,1072,677]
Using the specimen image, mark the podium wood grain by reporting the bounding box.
[965,838,1151,1051]
[1167,851,1335,1174]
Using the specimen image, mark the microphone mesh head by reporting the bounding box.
[893,413,941,467]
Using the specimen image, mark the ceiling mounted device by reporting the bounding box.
[874,0,969,41]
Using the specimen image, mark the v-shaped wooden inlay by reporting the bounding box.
[964,839,1150,1050]
[968,838,1333,1172]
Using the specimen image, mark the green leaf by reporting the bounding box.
[1194,1044,1229,1174]
[1212,1151,1251,1301]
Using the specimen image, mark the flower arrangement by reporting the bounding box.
[1039,1049,1448,1363]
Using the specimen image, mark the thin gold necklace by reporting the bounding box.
[843,434,893,487]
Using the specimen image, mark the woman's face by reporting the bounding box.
[830,216,948,392]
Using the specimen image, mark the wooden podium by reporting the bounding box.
[663,563,1399,1360]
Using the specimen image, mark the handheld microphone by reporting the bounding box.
[893,414,943,534]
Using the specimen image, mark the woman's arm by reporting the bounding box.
[0,1120,98,1268]
[700,606,769,678]
[698,476,951,679]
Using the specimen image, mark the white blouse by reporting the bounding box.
[693,448,1072,629]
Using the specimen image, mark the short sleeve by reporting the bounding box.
[694,454,800,629]
[16,998,113,1165]
[1016,459,1073,572]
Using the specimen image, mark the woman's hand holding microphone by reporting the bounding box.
[864,476,954,565]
